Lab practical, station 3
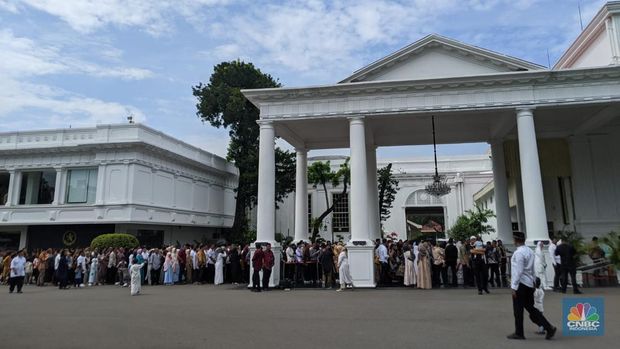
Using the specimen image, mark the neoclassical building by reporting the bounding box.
[242,2,620,287]
[0,124,238,250]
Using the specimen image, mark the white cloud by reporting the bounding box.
[13,0,231,36]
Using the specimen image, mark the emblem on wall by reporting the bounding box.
[63,230,77,246]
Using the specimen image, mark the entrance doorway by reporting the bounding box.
[405,206,445,241]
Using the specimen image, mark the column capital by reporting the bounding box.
[294,147,307,154]
[348,115,365,123]
[256,119,274,128]
[516,106,536,115]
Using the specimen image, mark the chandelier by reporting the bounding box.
[425,115,451,197]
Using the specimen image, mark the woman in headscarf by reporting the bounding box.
[337,247,354,292]
[171,248,180,284]
[163,251,173,285]
[57,250,69,289]
[130,257,146,296]
[88,251,98,286]
[534,241,551,290]
[214,246,227,285]
[228,245,241,285]
[416,241,432,289]
[403,245,416,287]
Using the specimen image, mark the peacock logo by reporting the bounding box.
[567,303,599,322]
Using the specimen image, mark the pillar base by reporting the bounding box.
[346,240,376,288]
[248,241,281,288]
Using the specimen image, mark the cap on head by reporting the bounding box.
[513,231,526,242]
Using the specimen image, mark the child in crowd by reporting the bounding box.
[534,277,546,335]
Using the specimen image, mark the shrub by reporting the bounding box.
[90,233,139,250]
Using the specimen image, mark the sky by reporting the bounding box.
[0,0,609,160]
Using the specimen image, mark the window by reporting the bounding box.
[66,169,98,204]
[0,173,9,205]
[307,193,313,233]
[19,171,56,205]
[332,192,349,233]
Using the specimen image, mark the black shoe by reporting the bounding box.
[478,291,483,295]
[484,289,490,294]
[507,334,525,340]
[574,290,583,294]
[17,291,22,294]
[545,327,557,340]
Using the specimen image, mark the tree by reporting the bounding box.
[448,205,495,242]
[193,61,296,244]
[307,159,350,242]
[377,163,399,224]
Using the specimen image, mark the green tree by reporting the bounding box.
[377,163,399,224]
[307,159,350,242]
[193,61,296,244]
[448,205,495,242]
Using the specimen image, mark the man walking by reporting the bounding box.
[262,243,275,291]
[251,244,264,292]
[507,232,556,340]
[9,250,26,293]
[555,240,582,294]
[445,238,458,287]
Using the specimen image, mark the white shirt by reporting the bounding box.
[376,244,388,263]
[54,253,60,270]
[548,242,561,265]
[534,288,545,312]
[76,255,86,272]
[207,249,215,265]
[190,250,198,269]
[10,256,26,277]
[510,245,536,290]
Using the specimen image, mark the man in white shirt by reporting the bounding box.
[376,239,389,286]
[548,238,561,291]
[206,245,215,283]
[507,231,556,341]
[9,250,27,293]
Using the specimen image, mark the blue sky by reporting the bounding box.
[0,0,608,159]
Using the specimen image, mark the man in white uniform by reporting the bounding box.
[507,231,556,340]
[9,250,26,293]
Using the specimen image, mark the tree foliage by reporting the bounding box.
[91,234,139,250]
[377,163,399,224]
[193,61,296,243]
[307,159,350,242]
[448,205,495,242]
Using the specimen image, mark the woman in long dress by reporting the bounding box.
[416,241,432,289]
[534,241,551,290]
[403,245,416,287]
[163,252,173,285]
[88,252,98,286]
[130,258,146,296]
[337,247,353,291]
[214,247,226,285]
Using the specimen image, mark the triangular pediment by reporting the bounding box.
[340,34,545,83]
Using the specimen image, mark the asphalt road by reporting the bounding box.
[1,284,618,349]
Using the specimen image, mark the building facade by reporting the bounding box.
[0,124,238,251]
[242,2,620,287]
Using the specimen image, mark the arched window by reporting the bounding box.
[405,189,444,206]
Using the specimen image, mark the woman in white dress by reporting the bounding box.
[88,252,98,286]
[337,247,353,291]
[403,245,416,287]
[130,258,146,296]
[413,243,420,279]
[534,241,551,290]
[214,247,227,285]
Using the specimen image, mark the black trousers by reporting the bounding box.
[513,283,553,337]
[107,267,117,284]
[463,264,474,287]
[9,276,24,292]
[150,268,161,285]
[206,264,215,284]
[488,263,500,287]
[252,269,261,290]
[553,264,561,290]
[472,261,488,291]
[561,266,580,293]
[262,268,272,290]
[500,260,508,287]
[380,262,389,285]
[446,262,458,287]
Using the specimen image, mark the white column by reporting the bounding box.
[366,145,381,240]
[349,117,370,242]
[516,108,549,244]
[4,170,15,206]
[347,116,375,287]
[52,167,62,205]
[256,121,276,243]
[490,141,513,243]
[294,148,308,243]
[95,164,106,205]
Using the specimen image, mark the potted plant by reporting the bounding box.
[601,231,620,284]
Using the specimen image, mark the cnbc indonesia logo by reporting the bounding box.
[563,298,604,336]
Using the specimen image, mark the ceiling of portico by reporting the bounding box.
[274,102,620,150]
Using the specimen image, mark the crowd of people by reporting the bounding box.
[0,233,598,295]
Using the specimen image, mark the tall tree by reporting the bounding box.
[307,159,350,242]
[193,61,296,243]
[377,163,399,224]
[448,205,495,242]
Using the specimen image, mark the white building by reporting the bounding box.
[261,154,493,243]
[242,1,620,287]
[0,124,238,251]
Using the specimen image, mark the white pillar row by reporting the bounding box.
[293,148,308,243]
[516,108,549,244]
[366,144,381,241]
[490,141,513,244]
[347,116,376,287]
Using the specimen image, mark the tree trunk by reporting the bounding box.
[311,181,348,242]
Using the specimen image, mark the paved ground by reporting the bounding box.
[1,284,618,349]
